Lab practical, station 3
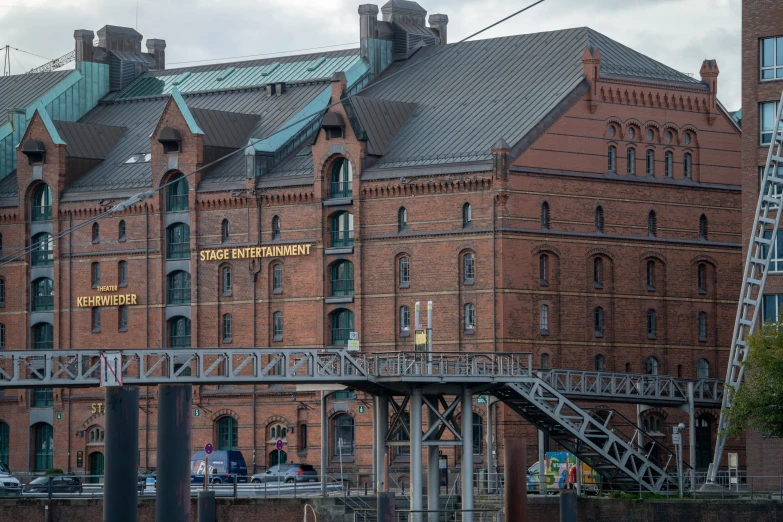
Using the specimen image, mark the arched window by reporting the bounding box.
[646,149,655,176]
[91,262,100,287]
[217,417,238,450]
[595,206,604,233]
[540,304,549,333]
[628,126,636,140]
[31,232,53,266]
[31,184,52,221]
[698,311,708,341]
[333,414,355,456]
[169,316,191,348]
[697,358,710,379]
[647,260,656,291]
[92,222,100,244]
[331,309,354,345]
[118,260,128,287]
[594,307,604,337]
[0,421,8,467]
[32,423,53,471]
[118,220,126,242]
[463,253,475,282]
[119,305,128,332]
[92,306,101,332]
[699,214,708,241]
[88,426,105,444]
[595,354,604,371]
[400,305,410,333]
[608,125,616,138]
[697,263,707,293]
[626,148,635,175]
[223,313,233,342]
[0,324,4,350]
[608,145,617,172]
[166,174,188,212]
[664,151,673,177]
[273,311,283,340]
[272,215,281,241]
[32,323,53,350]
[398,207,408,233]
[221,219,230,243]
[31,278,54,311]
[540,353,550,369]
[644,415,663,434]
[399,257,410,287]
[647,309,657,339]
[464,303,475,332]
[594,257,603,288]
[272,263,283,293]
[268,423,288,441]
[167,223,190,259]
[472,412,483,455]
[684,153,692,178]
[645,356,659,375]
[331,260,354,297]
[330,158,352,198]
[167,270,191,305]
[648,211,657,237]
[330,211,353,248]
[539,254,548,285]
[462,203,472,228]
[0,279,4,307]
[222,266,232,295]
[541,202,550,229]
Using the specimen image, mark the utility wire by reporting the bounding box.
[168,42,360,65]
[0,0,548,268]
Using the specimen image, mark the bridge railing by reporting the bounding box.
[370,351,533,378]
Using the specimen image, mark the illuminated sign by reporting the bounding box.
[199,244,312,262]
[77,285,138,307]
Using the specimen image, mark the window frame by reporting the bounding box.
[118,220,127,242]
[648,211,657,237]
[118,260,128,288]
[462,203,472,228]
[399,257,410,288]
[92,306,101,333]
[647,309,657,339]
[539,254,548,286]
[273,311,283,341]
[697,358,710,379]
[594,307,604,338]
[541,201,550,229]
[645,149,654,176]
[761,101,782,145]
[119,305,128,332]
[223,313,233,343]
[664,151,673,178]
[398,207,408,233]
[595,354,604,371]
[626,147,635,175]
[221,219,230,243]
[684,152,692,179]
[539,304,549,335]
[273,263,283,294]
[698,311,708,342]
[608,145,617,172]
[400,305,410,334]
[333,414,355,457]
[464,303,475,333]
[595,206,604,233]
[31,277,54,312]
[272,216,281,241]
[222,265,232,296]
[697,263,707,294]
[645,356,659,376]
[463,253,475,284]
[761,36,783,81]
[647,260,656,291]
[91,262,100,288]
[593,257,603,289]
[699,214,708,241]
[31,232,54,266]
[166,223,191,259]
[92,222,100,244]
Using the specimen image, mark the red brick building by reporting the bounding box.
[0,1,742,482]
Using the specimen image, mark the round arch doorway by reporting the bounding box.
[89,452,104,483]
[269,449,287,468]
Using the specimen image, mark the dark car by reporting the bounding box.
[251,464,318,484]
[23,475,82,494]
[191,450,248,484]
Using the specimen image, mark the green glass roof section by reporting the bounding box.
[118,54,363,99]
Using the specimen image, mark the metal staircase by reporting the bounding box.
[494,378,690,493]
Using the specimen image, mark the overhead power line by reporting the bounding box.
[0,0,548,268]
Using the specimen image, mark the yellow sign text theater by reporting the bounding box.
[199,244,312,262]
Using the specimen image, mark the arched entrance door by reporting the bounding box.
[695,417,712,469]
[89,452,104,483]
[269,449,287,467]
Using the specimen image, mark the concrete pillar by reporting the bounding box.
[411,387,424,522]
[104,386,139,522]
[373,395,378,491]
[376,395,389,492]
[321,391,328,495]
[486,400,494,493]
[538,430,546,494]
[427,398,440,522]
[504,437,527,522]
[197,490,216,522]
[461,387,474,522]
[156,384,192,522]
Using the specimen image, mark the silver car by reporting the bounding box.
[251,464,318,484]
[0,463,20,496]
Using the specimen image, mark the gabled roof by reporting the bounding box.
[360,27,707,172]
[191,108,259,149]
[0,70,73,113]
[346,96,416,156]
[53,120,126,159]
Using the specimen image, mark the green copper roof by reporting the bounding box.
[118,54,363,99]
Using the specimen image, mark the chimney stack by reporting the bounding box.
[97,25,143,52]
[146,39,166,70]
[74,29,95,64]
[359,4,379,41]
[428,14,448,44]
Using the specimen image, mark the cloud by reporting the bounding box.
[0,0,741,108]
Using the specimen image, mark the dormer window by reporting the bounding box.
[21,139,46,165]
[322,112,345,140]
[158,127,182,154]
[125,153,151,164]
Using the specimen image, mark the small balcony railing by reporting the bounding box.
[170,335,191,349]
[32,294,54,311]
[32,205,52,222]
[330,181,352,199]
[331,279,354,297]
[167,195,188,212]
[331,328,351,345]
[31,250,53,266]
[32,339,53,350]
[330,230,354,248]
[167,242,191,259]
[167,288,191,305]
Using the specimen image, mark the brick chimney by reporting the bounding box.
[74,29,95,64]
[428,14,448,44]
[700,59,719,125]
[97,25,142,52]
[146,39,166,70]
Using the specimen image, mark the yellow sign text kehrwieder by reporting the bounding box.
[77,294,138,307]
[199,244,312,262]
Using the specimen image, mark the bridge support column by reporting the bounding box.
[688,382,696,491]
[427,397,440,522]
[104,386,139,522]
[411,387,424,522]
[321,390,328,495]
[538,430,546,495]
[156,384,192,522]
[486,398,494,493]
[376,395,388,492]
[461,387,474,522]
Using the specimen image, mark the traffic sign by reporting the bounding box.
[194,409,200,417]
[56,412,62,420]
[358,405,365,414]
[100,351,123,387]
[477,395,488,405]
[276,439,284,450]
[349,331,359,340]
[672,433,681,444]
[205,443,213,455]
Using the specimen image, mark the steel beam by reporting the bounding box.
[321,391,328,495]
[461,387,474,522]
[156,384,192,522]
[410,387,423,522]
[104,386,139,522]
[376,395,388,492]
[427,396,440,522]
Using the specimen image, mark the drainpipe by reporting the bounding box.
[250,260,261,473]
[492,190,496,353]
[145,204,150,469]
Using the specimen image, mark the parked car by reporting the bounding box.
[23,475,83,494]
[190,450,248,484]
[138,470,156,491]
[251,464,318,484]
[0,462,21,496]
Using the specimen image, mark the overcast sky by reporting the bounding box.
[0,0,741,110]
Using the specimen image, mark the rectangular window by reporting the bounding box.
[223,314,233,342]
[273,265,283,293]
[764,294,783,323]
[222,267,232,295]
[299,424,308,451]
[92,307,101,332]
[399,257,410,287]
[92,263,100,288]
[400,306,410,332]
[763,230,783,272]
[0,324,4,348]
[761,36,783,80]
[698,312,707,342]
[119,262,128,287]
[32,388,53,408]
[761,101,782,144]
[540,305,549,334]
[0,279,4,306]
[464,304,475,331]
[118,306,128,332]
[463,254,475,283]
[273,311,283,341]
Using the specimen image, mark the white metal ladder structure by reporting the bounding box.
[708,88,783,484]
